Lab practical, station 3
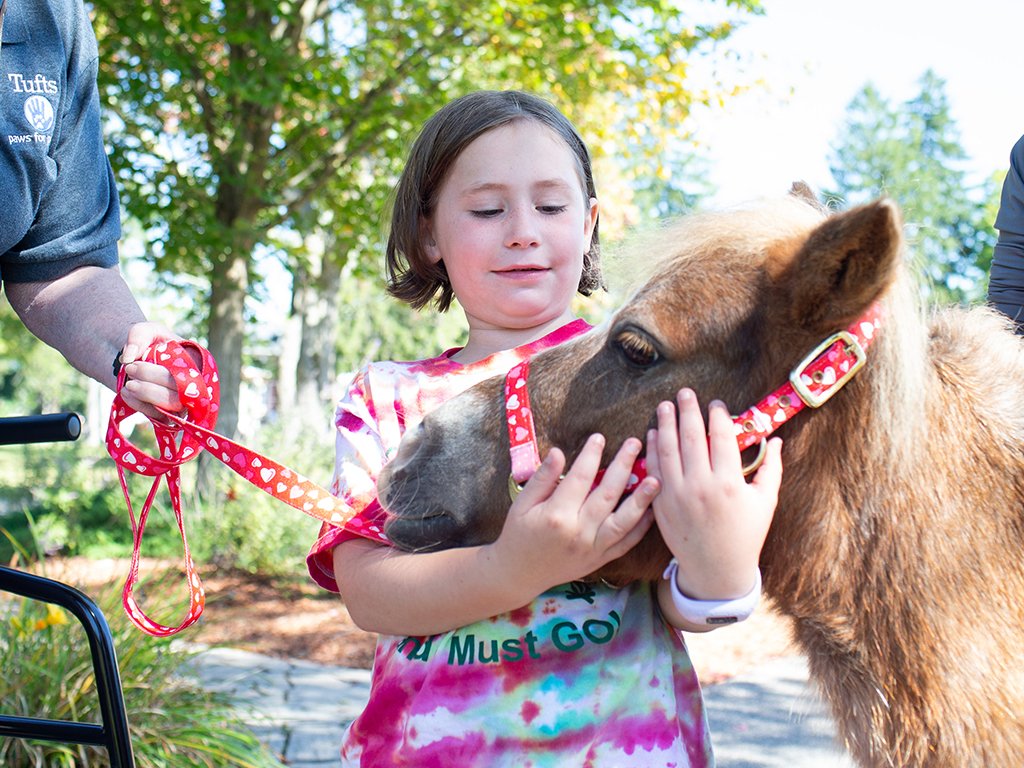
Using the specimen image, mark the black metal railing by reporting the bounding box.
[0,413,134,767]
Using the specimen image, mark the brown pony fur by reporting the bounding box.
[377,191,1024,767]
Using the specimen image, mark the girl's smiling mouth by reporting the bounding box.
[496,265,547,276]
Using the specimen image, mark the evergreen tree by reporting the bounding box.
[826,70,998,304]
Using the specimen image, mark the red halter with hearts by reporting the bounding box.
[106,340,354,636]
[504,303,882,496]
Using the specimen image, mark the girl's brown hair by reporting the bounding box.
[385,90,603,311]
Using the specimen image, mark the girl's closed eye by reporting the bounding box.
[538,204,569,215]
[470,208,504,218]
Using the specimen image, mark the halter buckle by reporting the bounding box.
[789,330,867,409]
[741,437,767,477]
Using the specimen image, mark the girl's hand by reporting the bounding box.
[488,433,659,593]
[646,388,782,602]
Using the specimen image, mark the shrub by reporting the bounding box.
[0,579,286,768]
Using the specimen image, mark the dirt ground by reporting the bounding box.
[32,557,800,685]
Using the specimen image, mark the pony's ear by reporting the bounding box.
[788,181,822,209]
[786,198,903,331]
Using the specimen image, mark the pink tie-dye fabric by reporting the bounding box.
[307,319,714,767]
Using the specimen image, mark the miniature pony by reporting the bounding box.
[378,189,1024,767]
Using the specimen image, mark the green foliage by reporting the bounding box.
[0,578,285,767]
[92,0,760,269]
[334,269,467,371]
[0,302,88,416]
[0,442,121,562]
[825,70,999,305]
[89,0,760,437]
[187,464,320,581]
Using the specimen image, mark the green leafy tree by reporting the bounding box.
[90,0,762,440]
[825,70,999,304]
[0,303,87,417]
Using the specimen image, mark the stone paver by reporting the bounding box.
[186,647,370,767]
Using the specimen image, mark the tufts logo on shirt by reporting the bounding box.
[24,94,55,133]
[5,74,58,145]
[8,73,59,95]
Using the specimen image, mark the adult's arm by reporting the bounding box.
[988,133,1024,333]
[5,265,144,389]
[4,265,189,417]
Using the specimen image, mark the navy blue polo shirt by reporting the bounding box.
[0,0,120,284]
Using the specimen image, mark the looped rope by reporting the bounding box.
[106,339,352,636]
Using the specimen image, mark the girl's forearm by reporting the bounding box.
[333,538,546,636]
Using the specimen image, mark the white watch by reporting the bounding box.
[662,558,761,626]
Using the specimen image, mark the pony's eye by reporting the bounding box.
[614,330,660,368]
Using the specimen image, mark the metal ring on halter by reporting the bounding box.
[742,437,768,476]
[509,472,570,501]
[508,474,526,501]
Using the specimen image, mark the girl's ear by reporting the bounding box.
[421,220,441,265]
[584,196,599,245]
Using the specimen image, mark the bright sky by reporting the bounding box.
[691,0,1024,205]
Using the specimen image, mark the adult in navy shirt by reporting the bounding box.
[2,0,184,416]
[989,133,1024,334]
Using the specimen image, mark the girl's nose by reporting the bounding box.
[505,208,540,248]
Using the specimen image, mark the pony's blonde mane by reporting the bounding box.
[867,266,930,467]
[613,194,829,289]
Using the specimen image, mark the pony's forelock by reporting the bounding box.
[614,194,828,291]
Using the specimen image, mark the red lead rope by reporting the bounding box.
[106,339,352,636]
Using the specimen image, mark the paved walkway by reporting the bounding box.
[188,648,854,767]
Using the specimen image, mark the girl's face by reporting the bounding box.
[424,120,598,334]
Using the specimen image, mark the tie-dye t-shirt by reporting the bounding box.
[307,319,714,767]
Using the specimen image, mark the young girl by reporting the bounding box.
[307,90,782,767]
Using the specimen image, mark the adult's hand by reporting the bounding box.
[118,322,204,421]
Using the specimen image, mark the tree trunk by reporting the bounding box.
[207,249,249,439]
[295,253,342,434]
[279,231,344,444]
[197,248,249,497]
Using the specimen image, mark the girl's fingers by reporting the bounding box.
[706,399,742,475]
[645,428,661,478]
[511,447,567,510]
[589,436,643,501]
[599,505,655,561]
[674,389,712,475]
[555,433,606,498]
[750,437,784,496]
[592,472,658,553]
[653,401,681,485]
